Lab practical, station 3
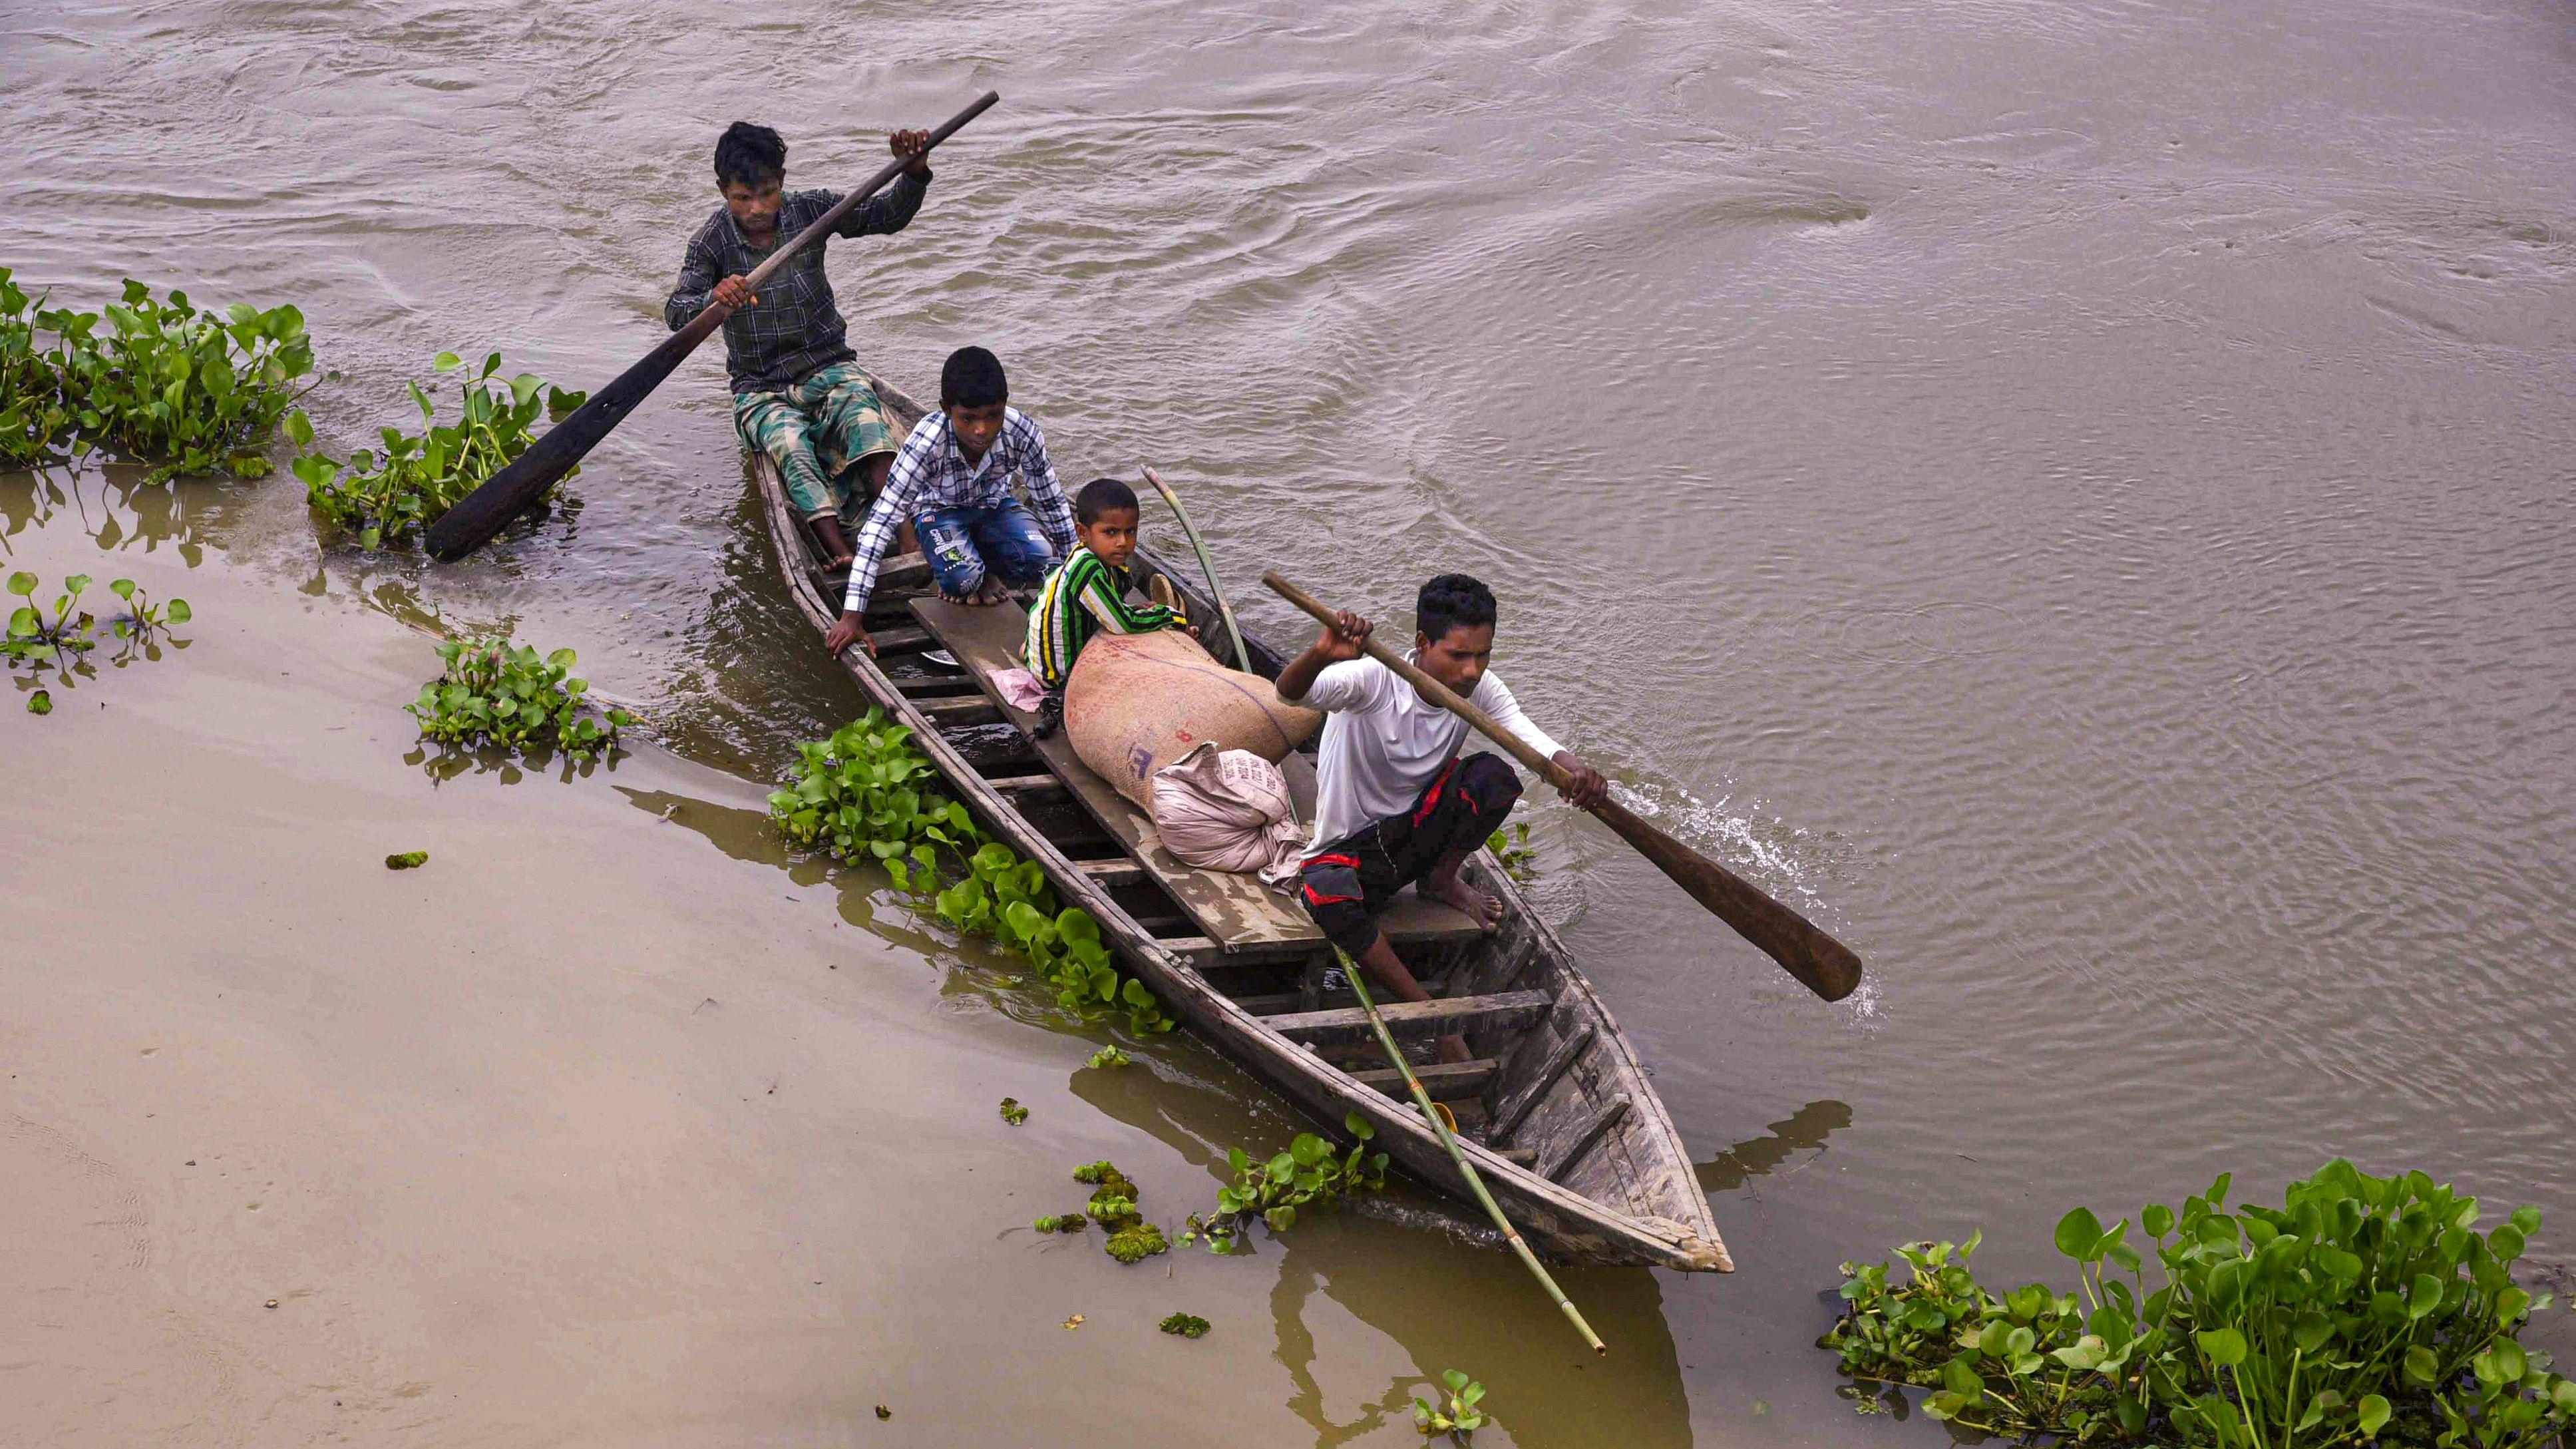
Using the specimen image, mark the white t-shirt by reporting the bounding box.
[1288,654,1563,852]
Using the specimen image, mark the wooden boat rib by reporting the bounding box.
[747,371,1730,1271]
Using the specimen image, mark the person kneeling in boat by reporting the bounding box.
[665,121,934,569]
[1276,574,1608,1064]
[825,347,1079,658]
[1021,477,1199,736]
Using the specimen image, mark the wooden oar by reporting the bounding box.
[1264,570,1864,1002]
[1139,464,1250,672]
[1335,944,1607,1355]
[424,91,1002,562]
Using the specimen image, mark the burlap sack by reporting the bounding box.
[1063,628,1320,811]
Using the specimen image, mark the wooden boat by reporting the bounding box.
[746,372,1730,1271]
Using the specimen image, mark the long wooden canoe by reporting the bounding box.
[746,373,1730,1271]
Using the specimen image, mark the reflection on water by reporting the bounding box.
[1072,1044,1694,1448]
[1698,1100,1852,1195]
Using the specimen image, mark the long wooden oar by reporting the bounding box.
[1139,465,1250,672]
[1336,945,1608,1354]
[425,91,1002,562]
[1266,570,1864,1002]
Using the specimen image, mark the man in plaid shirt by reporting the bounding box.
[665,122,934,568]
[824,347,1078,659]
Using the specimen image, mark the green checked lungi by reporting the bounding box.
[733,361,900,524]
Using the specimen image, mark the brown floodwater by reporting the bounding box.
[4,0,2572,1442]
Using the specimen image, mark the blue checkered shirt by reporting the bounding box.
[842,408,1079,614]
[664,172,930,393]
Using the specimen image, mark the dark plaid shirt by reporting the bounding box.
[664,171,930,393]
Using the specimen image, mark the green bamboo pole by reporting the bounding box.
[1139,465,1252,673]
[1334,946,1607,1355]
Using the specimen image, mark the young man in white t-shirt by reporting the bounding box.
[1275,574,1609,1062]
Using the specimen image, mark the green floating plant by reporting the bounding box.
[998,1098,1027,1126]
[292,349,584,548]
[407,636,633,761]
[1485,819,1537,883]
[1821,1160,2571,1449]
[1414,1370,1489,1442]
[385,851,428,870]
[1179,1113,1389,1254]
[6,570,192,682]
[1159,1313,1210,1339]
[1086,1045,1133,1070]
[767,708,1175,1035]
[4,272,313,478]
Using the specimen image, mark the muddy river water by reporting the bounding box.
[3,0,2572,1443]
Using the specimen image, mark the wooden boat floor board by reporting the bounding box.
[907,595,1482,954]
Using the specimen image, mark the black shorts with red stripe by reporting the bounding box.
[1296,753,1523,957]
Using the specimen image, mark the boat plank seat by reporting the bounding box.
[910,596,1484,952]
[1349,1058,1499,1102]
[1260,989,1552,1046]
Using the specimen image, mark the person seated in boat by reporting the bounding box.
[1276,574,1609,1063]
[823,346,1079,658]
[1021,477,1198,734]
[665,120,934,570]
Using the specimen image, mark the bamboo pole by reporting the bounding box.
[1139,465,1252,672]
[1334,946,1607,1355]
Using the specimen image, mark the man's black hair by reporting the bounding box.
[1417,573,1498,645]
[715,122,786,189]
[1076,477,1139,526]
[941,346,1009,410]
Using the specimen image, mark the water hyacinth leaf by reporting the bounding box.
[2292,1310,2334,1352]
[2358,1394,2390,1438]
[2197,1327,2248,1367]
[2492,1339,2528,1383]
[2055,1207,2106,1259]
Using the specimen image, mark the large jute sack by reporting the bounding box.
[1063,628,1320,811]
[1150,742,1308,883]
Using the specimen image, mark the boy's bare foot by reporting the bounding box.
[1435,1033,1475,1066]
[1423,874,1502,931]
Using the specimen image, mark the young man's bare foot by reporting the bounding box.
[1435,1032,1476,1066]
[970,574,1010,606]
[1423,873,1503,931]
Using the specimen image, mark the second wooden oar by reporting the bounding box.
[1139,464,1250,672]
[1264,570,1865,1002]
[1335,945,1606,1355]
[425,91,1002,562]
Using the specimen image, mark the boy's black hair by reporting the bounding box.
[941,346,1009,410]
[1417,573,1498,645]
[715,122,786,189]
[1076,477,1139,526]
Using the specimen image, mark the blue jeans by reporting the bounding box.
[916,500,1056,597]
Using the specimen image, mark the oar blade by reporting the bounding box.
[424,327,696,560]
[1592,800,1863,1001]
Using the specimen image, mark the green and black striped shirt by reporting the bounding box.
[1023,546,1187,689]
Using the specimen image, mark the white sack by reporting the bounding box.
[1151,741,1308,885]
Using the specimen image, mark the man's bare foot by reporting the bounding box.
[1423,874,1503,931]
[1435,1032,1475,1066]
[970,574,1010,606]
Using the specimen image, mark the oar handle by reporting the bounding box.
[1262,570,1569,785]
[683,91,1002,345]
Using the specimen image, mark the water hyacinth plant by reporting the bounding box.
[407,636,633,761]
[1822,1160,2571,1449]
[47,280,316,481]
[1179,1113,1391,1253]
[767,709,1177,1035]
[292,350,584,548]
[1414,1370,1490,1443]
[1,270,77,465]
[6,569,192,690]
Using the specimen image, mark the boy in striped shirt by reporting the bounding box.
[1022,478,1193,733]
